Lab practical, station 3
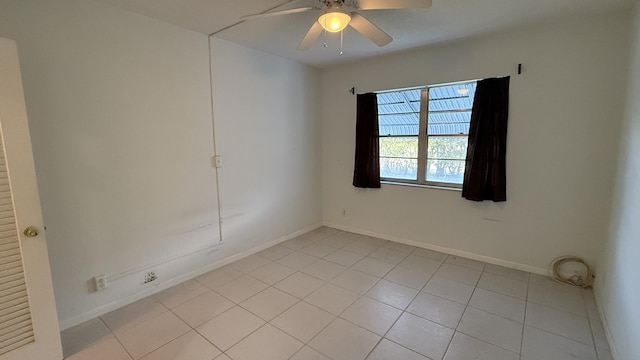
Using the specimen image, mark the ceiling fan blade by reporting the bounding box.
[297,21,323,50]
[242,7,315,21]
[357,0,432,10]
[349,13,393,46]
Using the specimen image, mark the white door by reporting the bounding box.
[0,38,63,360]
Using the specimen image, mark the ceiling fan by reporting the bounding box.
[242,0,433,50]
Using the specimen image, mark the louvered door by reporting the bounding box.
[0,37,62,360]
[0,151,34,354]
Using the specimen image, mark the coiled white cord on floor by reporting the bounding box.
[549,256,595,288]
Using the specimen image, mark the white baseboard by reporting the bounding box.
[593,291,620,360]
[324,222,548,276]
[59,222,322,331]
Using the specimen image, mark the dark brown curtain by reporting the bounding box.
[353,93,381,188]
[462,77,510,202]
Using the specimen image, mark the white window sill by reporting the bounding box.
[380,180,462,192]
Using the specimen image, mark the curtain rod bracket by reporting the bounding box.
[349,87,355,95]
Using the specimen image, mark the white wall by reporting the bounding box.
[209,38,322,261]
[321,11,630,272]
[0,0,220,327]
[596,2,640,359]
[0,0,322,329]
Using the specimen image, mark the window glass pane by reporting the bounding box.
[427,136,468,160]
[426,159,465,184]
[379,114,419,136]
[380,137,418,158]
[426,136,468,184]
[427,82,476,136]
[380,136,418,180]
[381,158,418,180]
[427,112,471,135]
[377,89,421,136]
[428,83,476,111]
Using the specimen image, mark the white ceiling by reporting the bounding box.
[96,0,633,67]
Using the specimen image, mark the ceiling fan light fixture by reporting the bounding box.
[318,10,351,33]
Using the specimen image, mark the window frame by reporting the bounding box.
[377,80,478,189]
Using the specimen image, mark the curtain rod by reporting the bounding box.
[349,63,523,95]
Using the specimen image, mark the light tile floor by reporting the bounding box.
[61,227,612,360]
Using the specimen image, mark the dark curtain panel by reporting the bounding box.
[462,77,510,201]
[353,92,381,188]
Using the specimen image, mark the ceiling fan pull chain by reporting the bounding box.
[340,30,344,55]
[323,15,328,48]
[323,28,328,48]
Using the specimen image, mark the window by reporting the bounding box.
[377,80,477,188]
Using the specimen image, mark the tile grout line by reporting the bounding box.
[100,299,191,360]
[301,238,392,359]
[524,279,600,349]
[97,316,136,360]
[462,267,529,321]
[181,303,232,357]
[519,271,531,358]
[354,245,429,359]
[263,232,387,359]
[290,300,343,359]
[360,250,434,360]
[164,307,225,358]
[360,250,451,359]
[174,266,297,357]
[440,265,525,357]
[285,235,413,359]
[440,261,485,359]
[215,259,329,356]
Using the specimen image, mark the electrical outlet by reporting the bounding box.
[94,274,107,291]
[143,271,157,284]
